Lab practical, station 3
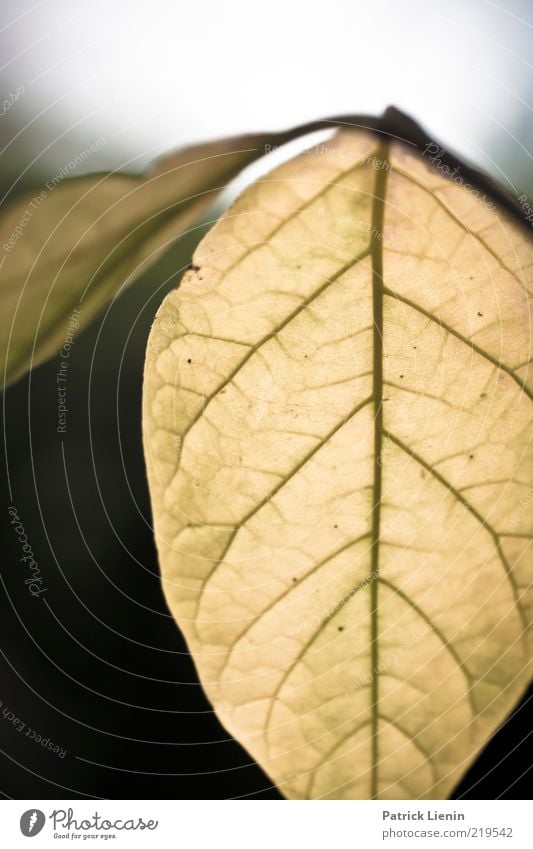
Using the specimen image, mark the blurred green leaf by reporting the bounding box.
[0,134,272,387]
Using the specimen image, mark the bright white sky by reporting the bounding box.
[0,0,532,192]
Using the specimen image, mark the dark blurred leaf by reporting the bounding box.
[0,134,273,387]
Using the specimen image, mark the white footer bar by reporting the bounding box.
[1,799,529,847]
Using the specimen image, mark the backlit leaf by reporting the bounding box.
[143,128,532,799]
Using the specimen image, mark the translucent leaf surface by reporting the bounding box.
[144,129,532,799]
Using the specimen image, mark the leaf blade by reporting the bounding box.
[0,134,273,387]
[144,128,532,799]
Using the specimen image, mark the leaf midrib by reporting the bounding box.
[369,138,389,799]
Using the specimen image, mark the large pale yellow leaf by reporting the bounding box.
[143,128,532,799]
[0,134,275,387]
